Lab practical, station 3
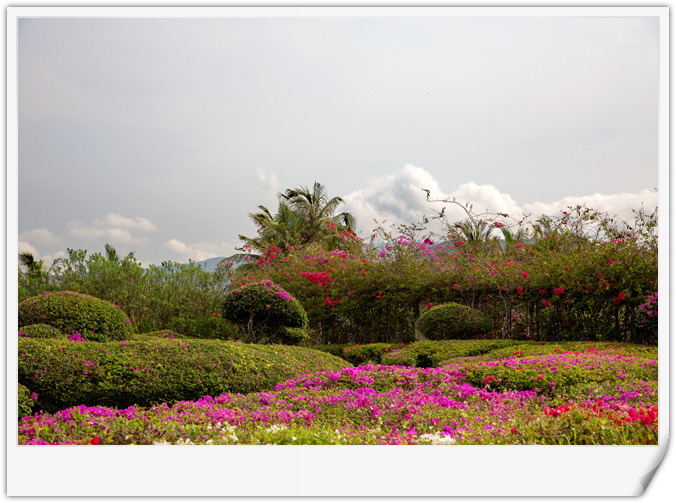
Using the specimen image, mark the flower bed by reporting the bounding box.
[18,342,657,445]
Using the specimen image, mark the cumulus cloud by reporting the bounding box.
[92,213,158,232]
[18,228,63,246]
[343,164,659,236]
[343,164,449,233]
[163,239,236,262]
[68,213,157,245]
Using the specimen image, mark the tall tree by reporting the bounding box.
[279,182,357,242]
[234,182,358,265]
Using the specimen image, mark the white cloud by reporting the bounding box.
[18,228,63,246]
[92,213,158,232]
[68,213,157,245]
[163,239,236,262]
[343,164,449,234]
[343,164,659,237]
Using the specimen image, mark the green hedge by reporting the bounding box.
[312,343,401,366]
[381,339,526,368]
[18,335,351,414]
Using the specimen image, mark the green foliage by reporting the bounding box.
[167,314,242,340]
[416,302,493,340]
[338,343,401,366]
[18,383,36,419]
[18,335,351,414]
[52,248,232,333]
[18,324,66,340]
[222,280,309,343]
[277,326,311,346]
[18,291,133,342]
[380,339,525,367]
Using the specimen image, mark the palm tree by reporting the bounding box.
[104,243,121,264]
[238,202,306,257]
[18,252,46,283]
[500,226,529,250]
[18,252,63,285]
[279,182,357,242]
[233,182,358,266]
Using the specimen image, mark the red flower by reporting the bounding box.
[90,436,100,445]
[522,272,528,278]
[553,287,564,296]
[517,286,524,297]
[426,303,433,309]
[542,300,550,307]
[510,428,517,434]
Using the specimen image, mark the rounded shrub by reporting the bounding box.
[18,291,134,342]
[415,302,492,340]
[19,324,66,340]
[222,280,309,343]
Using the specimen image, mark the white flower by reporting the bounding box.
[417,433,456,445]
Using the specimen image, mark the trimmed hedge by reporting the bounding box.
[416,302,493,340]
[18,291,133,342]
[381,339,526,368]
[18,324,66,340]
[167,315,242,340]
[312,343,402,366]
[18,335,351,414]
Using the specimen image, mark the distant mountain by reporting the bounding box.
[192,257,230,272]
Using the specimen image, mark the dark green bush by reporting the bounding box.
[18,324,66,340]
[18,291,133,342]
[167,315,241,340]
[416,302,493,340]
[18,336,351,414]
[18,383,36,419]
[222,280,309,343]
[278,327,311,346]
[338,343,401,366]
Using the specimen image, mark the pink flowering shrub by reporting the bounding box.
[221,280,309,343]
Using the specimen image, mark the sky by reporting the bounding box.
[14,9,662,267]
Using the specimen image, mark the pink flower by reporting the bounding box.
[522,272,528,278]
[542,300,549,307]
[516,243,523,248]
[517,286,524,297]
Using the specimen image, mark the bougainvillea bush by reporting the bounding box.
[221,280,309,343]
[229,204,657,345]
[18,341,657,445]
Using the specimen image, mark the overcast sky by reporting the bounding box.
[15,10,661,267]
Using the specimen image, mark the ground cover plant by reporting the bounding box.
[19,341,657,445]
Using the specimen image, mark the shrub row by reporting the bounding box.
[18,335,351,414]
